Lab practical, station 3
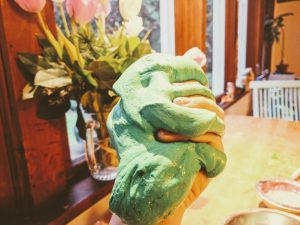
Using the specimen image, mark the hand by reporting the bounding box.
[107,54,226,225]
[156,91,224,225]
[108,93,224,225]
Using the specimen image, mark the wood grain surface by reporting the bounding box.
[225,0,238,86]
[246,0,265,72]
[182,115,300,225]
[174,0,206,55]
[0,0,70,207]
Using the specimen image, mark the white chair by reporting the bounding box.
[250,80,300,121]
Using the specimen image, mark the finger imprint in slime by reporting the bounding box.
[157,131,224,152]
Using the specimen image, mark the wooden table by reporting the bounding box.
[182,115,300,225]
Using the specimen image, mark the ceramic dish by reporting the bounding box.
[256,179,300,214]
[222,208,300,225]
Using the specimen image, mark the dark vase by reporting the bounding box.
[36,89,71,120]
[275,63,290,74]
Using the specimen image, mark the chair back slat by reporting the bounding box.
[250,81,300,121]
[259,89,263,117]
[296,88,300,120]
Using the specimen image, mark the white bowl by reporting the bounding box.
[222,208,300,225]
[256,179,300,214]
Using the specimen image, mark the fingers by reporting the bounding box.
[173,95,224,120]
[156,129,227,176]
[171,81,215,100]
[157,132,227,177]
[157,130,224,152]
[157,130,189,142]
[141,102,225,137]
[190,133,224,152]
[172,81,224,120]
[156,85,225,145]
[109,214,124,225]
[182,171,210,208]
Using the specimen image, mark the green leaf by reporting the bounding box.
[120,57,138,73]
[127,36,140,53]
[17,53,41,76]
[37,56,52,70]
[86,72,98,88]
[73,62,98,88]
[264,18,274,26]
[87,59,120,90]
[62,47,73,69]
[34,67,71,88]
[119,35,128,57]
[133,42,152,58]
[36,36,52,49]
[89,57,121,74]
[106,46,120,58]
[43,47,58,62]
[279,12,294,18]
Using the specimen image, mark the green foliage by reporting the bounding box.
[17,16,153,141]
[264,13,294,44]
[77,23,153,95]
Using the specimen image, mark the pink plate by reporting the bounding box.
[256,179,300,214]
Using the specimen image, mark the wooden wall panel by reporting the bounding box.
[246,0,265,73]
[0,32,31,217]
[0,119,14,208]
[174,0,206,55]
[0,52,16,215]
[225,0,238,86]
[0,0,70,207]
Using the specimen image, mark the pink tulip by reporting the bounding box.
[66,0,99,24]
[14,0,46,13]
[96,0,111,17]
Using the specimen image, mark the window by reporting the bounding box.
[206,0,249,95]
[206,0,226,95]
[237,0,249,87]
[106,0,161,52]
[54,0,175,161]
[206,0,213,88]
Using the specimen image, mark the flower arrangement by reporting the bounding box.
[15,0,153,141]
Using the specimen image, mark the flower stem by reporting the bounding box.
[71,19,78,35]
[71,20,84,67]
[101,14,106,34]
[36,12,62,58]
[142,29,152,43]
[37,12,47,33]
[58,1,70,37]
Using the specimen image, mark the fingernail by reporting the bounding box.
[173,97,190,105]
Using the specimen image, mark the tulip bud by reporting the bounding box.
[184,47,207,68]
[96,0,111,17]
[14,0,46,13]
[66,0,99,24]
[125,16,144,36]
[119,0,142,21]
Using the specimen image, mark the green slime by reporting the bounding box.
[107,54,226,225]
